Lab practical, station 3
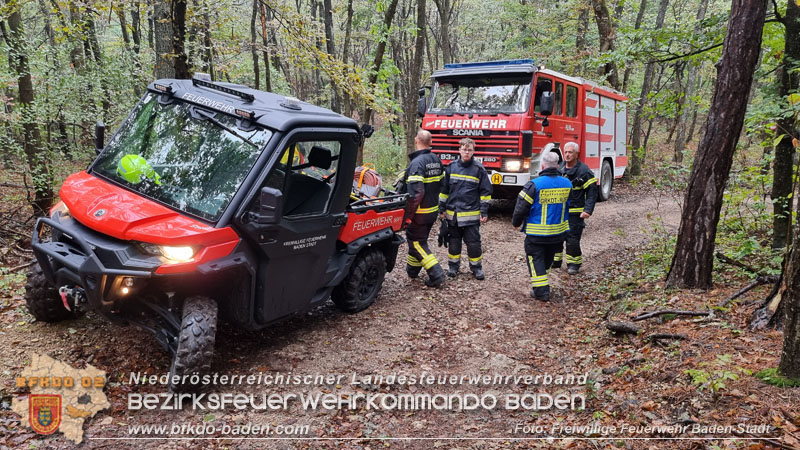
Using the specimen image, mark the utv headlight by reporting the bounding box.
[50,201,70,218]
[503,158,523,172]
[160,246,195,262]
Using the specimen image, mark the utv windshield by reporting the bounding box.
[428,75,532,115]
[92,92,272,221]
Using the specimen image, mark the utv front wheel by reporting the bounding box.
[332,248,387,313]
[25,263,75,322]
[169,296,217,392]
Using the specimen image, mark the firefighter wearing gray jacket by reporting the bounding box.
[552,141,598,275]
[438,138,493,280]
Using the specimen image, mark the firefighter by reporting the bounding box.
[399,130,446,287]
[438,138,492,280]
[552,142,598,275]
[511,151,570,301]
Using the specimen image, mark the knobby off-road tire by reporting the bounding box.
[332,248,387,313]
[598,160,613,202]
[24,263,76,322]
[169,296,217,392]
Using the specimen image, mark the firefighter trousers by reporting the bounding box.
[447,222,482,268]
[553,215,585,269]
[406,223,443,279]
[524,236,561,300]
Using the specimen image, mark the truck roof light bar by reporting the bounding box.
[192,78,255,103]
[235,109,256,120]
[443,59,535,69]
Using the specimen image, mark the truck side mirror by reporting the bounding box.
[256,187,283,224]
[417,87,429,117]
[539,92,554,117]
[95,121,106,155]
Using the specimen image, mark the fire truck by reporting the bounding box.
[417,59,628,200]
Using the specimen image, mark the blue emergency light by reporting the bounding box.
[443,59,535,69]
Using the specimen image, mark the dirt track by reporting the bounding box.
[2,183,690,449]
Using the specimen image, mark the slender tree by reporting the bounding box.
[590,0,621,89]
[666,0,768,289]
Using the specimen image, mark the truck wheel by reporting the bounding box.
[169,296,217,392]
[598,160,613,202]
[332,248,387,313]
[24,263,75,322]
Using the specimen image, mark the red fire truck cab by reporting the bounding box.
[418,59,628,200]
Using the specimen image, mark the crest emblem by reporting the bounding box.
[29,394,61,434]
[94,209,106,217]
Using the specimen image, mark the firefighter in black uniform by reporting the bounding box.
[438,138,492,280]
[399,130,446,287]
[511,152,571,301]
[552,142,598,275]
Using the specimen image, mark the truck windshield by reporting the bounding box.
[92,92,272,222]
[428,75,532,114]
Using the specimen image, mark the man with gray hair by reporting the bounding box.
[511,151,571,301]
[552,142,597,275]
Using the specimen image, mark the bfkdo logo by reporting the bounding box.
[29,394,61,434]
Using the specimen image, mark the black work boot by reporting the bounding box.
[471,264,485,280]
[407,264,422,279]
[447,262,459,278]
[567,264,580,275]
[530,287,550,302]
[425,264,446,287]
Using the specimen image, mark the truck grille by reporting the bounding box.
[430,130,521,153]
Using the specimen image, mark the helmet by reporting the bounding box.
[117,154,161,185]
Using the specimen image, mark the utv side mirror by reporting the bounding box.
[257,187,283,224]
[95,121,106,155]
[539,92,554,117]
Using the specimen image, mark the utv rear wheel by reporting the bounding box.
[24,263,75,322]
[332,248,387,313]
[169,296,217,392]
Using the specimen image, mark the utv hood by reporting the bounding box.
[59,171,238,246]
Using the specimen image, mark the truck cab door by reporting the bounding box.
[240,131,357,325]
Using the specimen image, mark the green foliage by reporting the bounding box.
[362,125,407,182]
[0,270,26,298]
[755,368,800,388]
[684,354,751,395]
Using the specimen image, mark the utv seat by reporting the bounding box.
[283,173,331,215]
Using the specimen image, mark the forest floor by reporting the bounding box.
[0,179,799,450]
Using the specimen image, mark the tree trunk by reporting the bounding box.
[154,1,175,78]
[629,0,669,176]
[173,0,190,78]
[622,0,648,92]
[672,1,708,163]
[5,1,53,215]
[666,0,767,289]
[403,0,426,154]
[202,1,214,78]
[782,221,800,376]
[432,0,452,65]
[131,2,142,55]
[117,7,131,51]
[322,0,340,112]
[360,0,401,128]
[590,0,620,90]
[259,1,271,92]
[772,0,800,250]
[251,0,260,89]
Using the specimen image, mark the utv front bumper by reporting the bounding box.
[31,215,159,313]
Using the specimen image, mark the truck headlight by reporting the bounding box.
[160,246,195,262]
[503,158,522,172]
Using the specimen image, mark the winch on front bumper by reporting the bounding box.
[31,214,159,313]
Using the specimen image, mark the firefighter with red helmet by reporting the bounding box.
[438,138,492,280]
[398,130,446,287]
[552,141,598,275]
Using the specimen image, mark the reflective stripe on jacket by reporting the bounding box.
[511,167,571,238]
[558,160,598,215]
[403,148,444,225]
[438,158,493,226]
